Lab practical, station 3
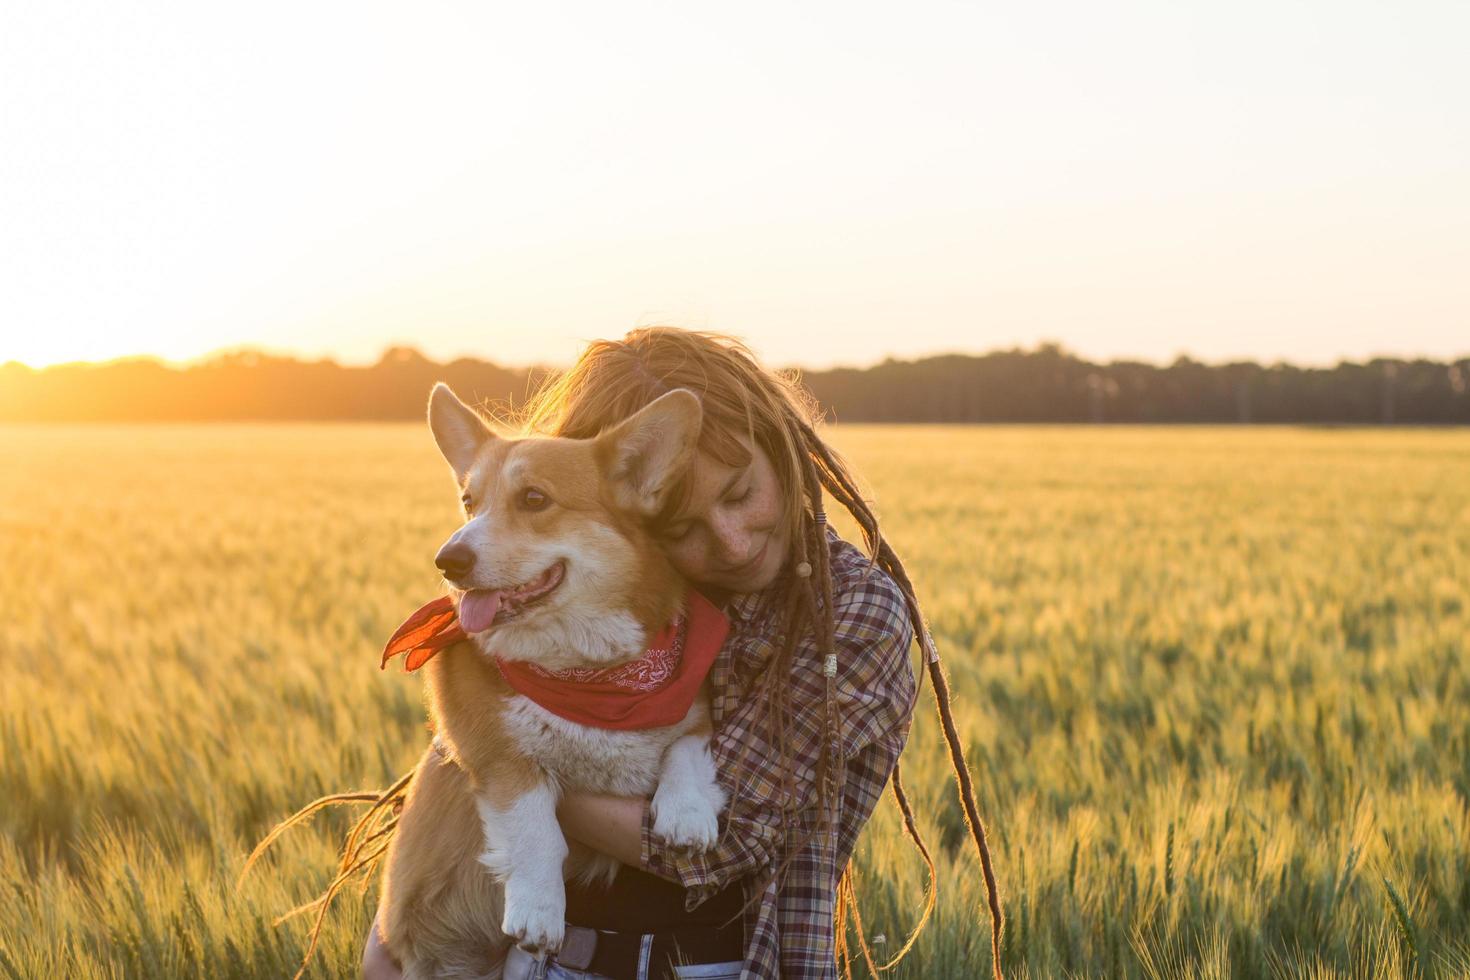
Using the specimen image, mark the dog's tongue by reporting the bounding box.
[458,590,503,633]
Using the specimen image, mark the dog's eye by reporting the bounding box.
[460,492,474,514]
[519,487,550,511]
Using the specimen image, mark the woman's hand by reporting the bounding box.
[362,908,403,980]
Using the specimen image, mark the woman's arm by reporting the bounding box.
[558,563,917,916]
[362,908,403,980]
[557,792,649,870]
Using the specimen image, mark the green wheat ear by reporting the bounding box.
[1382,876,1420,971]
[1067,838,1080,896]
[1164,823,1175,899]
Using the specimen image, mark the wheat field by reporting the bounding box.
[2,423,1468,979]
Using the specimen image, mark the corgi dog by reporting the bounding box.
[377,384,729,980]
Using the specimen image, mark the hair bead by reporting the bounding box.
[513,328,1001,979]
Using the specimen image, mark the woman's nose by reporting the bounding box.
[710,518,750,566]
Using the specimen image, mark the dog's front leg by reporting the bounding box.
[650,733,726,850]
[476,779,568,955]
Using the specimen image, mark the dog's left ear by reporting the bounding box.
[428,383,496,482]
[597,389,703,516]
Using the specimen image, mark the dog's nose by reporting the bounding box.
[435,542,476,581]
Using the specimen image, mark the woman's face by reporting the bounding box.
[656,437,791,596]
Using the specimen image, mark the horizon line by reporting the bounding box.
[6,341,1469,376]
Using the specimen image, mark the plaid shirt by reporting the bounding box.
[639,532,918,978]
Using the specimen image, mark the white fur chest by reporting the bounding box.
[501,695,678,797]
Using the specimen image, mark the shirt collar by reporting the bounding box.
[723,587,769,627]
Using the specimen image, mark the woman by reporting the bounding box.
[363,328,1001,979]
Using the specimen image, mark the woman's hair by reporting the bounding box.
[515,328,813,573]
[246,327,1004,980]
[512,328,1004,979]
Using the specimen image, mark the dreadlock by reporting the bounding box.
[522,328,1004,977]
[244,327,1004,980]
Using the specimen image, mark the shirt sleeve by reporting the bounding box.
[638,563,918,908]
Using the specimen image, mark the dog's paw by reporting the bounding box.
[650,777,724,851]
[500,883,565,954]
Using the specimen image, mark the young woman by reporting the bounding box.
[362,328,1001,979]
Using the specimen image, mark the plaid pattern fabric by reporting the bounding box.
[639,532,918,979]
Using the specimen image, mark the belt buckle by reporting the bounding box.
[558,924,599,970]
[502,945,551,980]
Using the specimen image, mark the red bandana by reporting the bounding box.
[381,590,729,731]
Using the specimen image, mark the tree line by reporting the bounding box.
[2,343,1466,424]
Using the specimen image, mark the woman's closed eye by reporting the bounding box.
[662,520,695,542]
[664,483,752,540]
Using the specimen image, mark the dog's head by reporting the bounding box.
[426,382,701,669]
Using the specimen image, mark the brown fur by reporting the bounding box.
[378,385,716,979]
[514,329,1005,979]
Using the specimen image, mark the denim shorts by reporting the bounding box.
[505,942,742,980]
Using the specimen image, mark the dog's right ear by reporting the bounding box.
[428,383,495,481]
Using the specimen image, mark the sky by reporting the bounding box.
[2,1,1467,371]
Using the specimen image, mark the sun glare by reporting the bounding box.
[3,4,1466,370]
[6,330,223,370]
